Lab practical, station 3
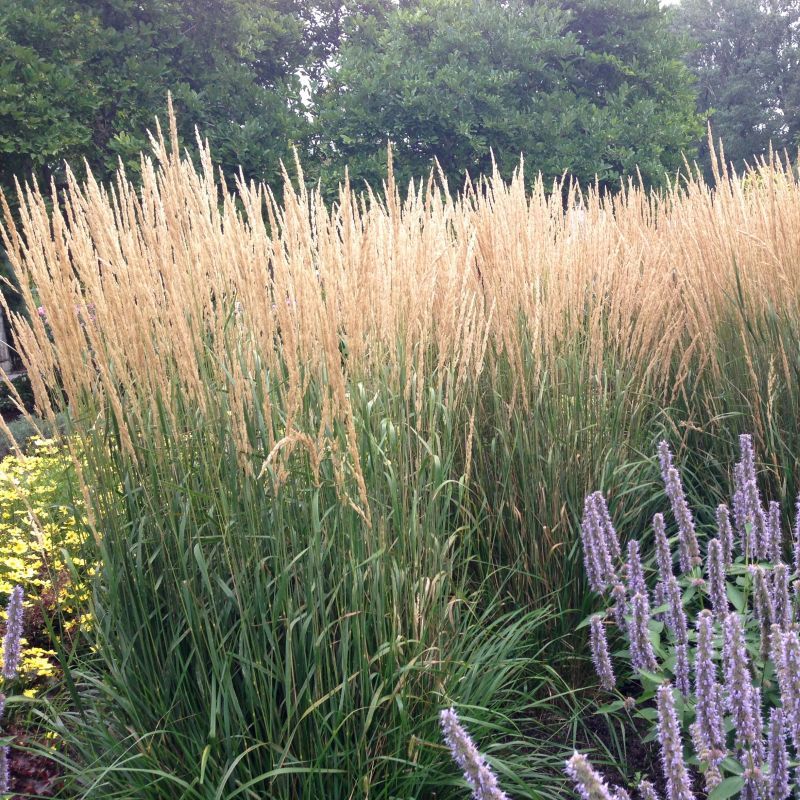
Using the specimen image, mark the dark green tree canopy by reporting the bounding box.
[315,0,702,191]
[0,0,310,195]
[672,0,800,172]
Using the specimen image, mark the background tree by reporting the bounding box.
[315,0,702,192]
[672,0,800,173]
[0,0,310,197]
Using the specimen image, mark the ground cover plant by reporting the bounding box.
[2,108,800,797]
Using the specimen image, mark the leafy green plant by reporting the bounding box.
[572,435,800,799]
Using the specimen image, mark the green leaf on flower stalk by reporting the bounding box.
[708,776,744,800]
[726,583,746,612]
[719,756,743,775]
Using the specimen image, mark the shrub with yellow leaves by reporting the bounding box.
[0,439,90,695]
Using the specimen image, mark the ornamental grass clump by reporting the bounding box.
[571,436,800,800]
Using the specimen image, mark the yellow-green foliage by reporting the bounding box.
[0,440,87,694]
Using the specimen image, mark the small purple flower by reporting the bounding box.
[628,592,658,673]
[694,611,725,758]
[0,692,4,724]
[653,581,666,623]
[2,586,24,681]
[658,442,701,573]
[590,615,616,690]
[706,539,728,620]
[767,707,790,800]
[565,752,617,800]
[439,708,509,800]
[653,513,673,582]
[656,683,695,800]
[716,504,734,567]
[626,539,647,598]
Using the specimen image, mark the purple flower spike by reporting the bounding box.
[638,781,661,800]
[0,746,8,796]
[0,692,5,724]
[694,611,725,759]
[706,539,728,620]
[738,434,768,560]
[611,583,628,629]
[628,592,658,673]
[723,612,760,759]
[656,683,695,800]
[716,505,734,567]
[581,494,618,594]
[752,566,776,661]
[593,492,622,562]
[590,615,616,691]
[777,630,800,753]
[565,752,617,800]
[653,513,673,582]
[793,494,800,576]
[767,707,790,800]
[439,707,509,800]
[2,586,24,680]
[767,501,783,564]
[771,563,791,630]
[664,577,690,695]
[658,442,701,573]
[626,539,647,598]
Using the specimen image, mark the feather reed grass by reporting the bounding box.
[2,107,800,796]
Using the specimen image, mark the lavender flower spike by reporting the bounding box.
[590,615,616,690]
[706,539,728,620]
[593,492,622,562]
[767,707,790,800]
[658,442,701,573]
[767,501,783,564]
[565,752,617,800]
[628,592,658,673]
[771,563,791,630]
[694,611,725,759]
[0,746,8,796]
[716,504,734,567]
[2,586,24,680]
[723,612,760,758]
[626,539,647,598]
[611,583,628,630]
[439,708,509,800]
[638,781,661,800]
[752,566,775,662]
[581,494,618,594]
[656,683,695,800]
[653,513,673,582]
[664,577,690,696]
[777,630,800,754]
[793,493,800,576]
